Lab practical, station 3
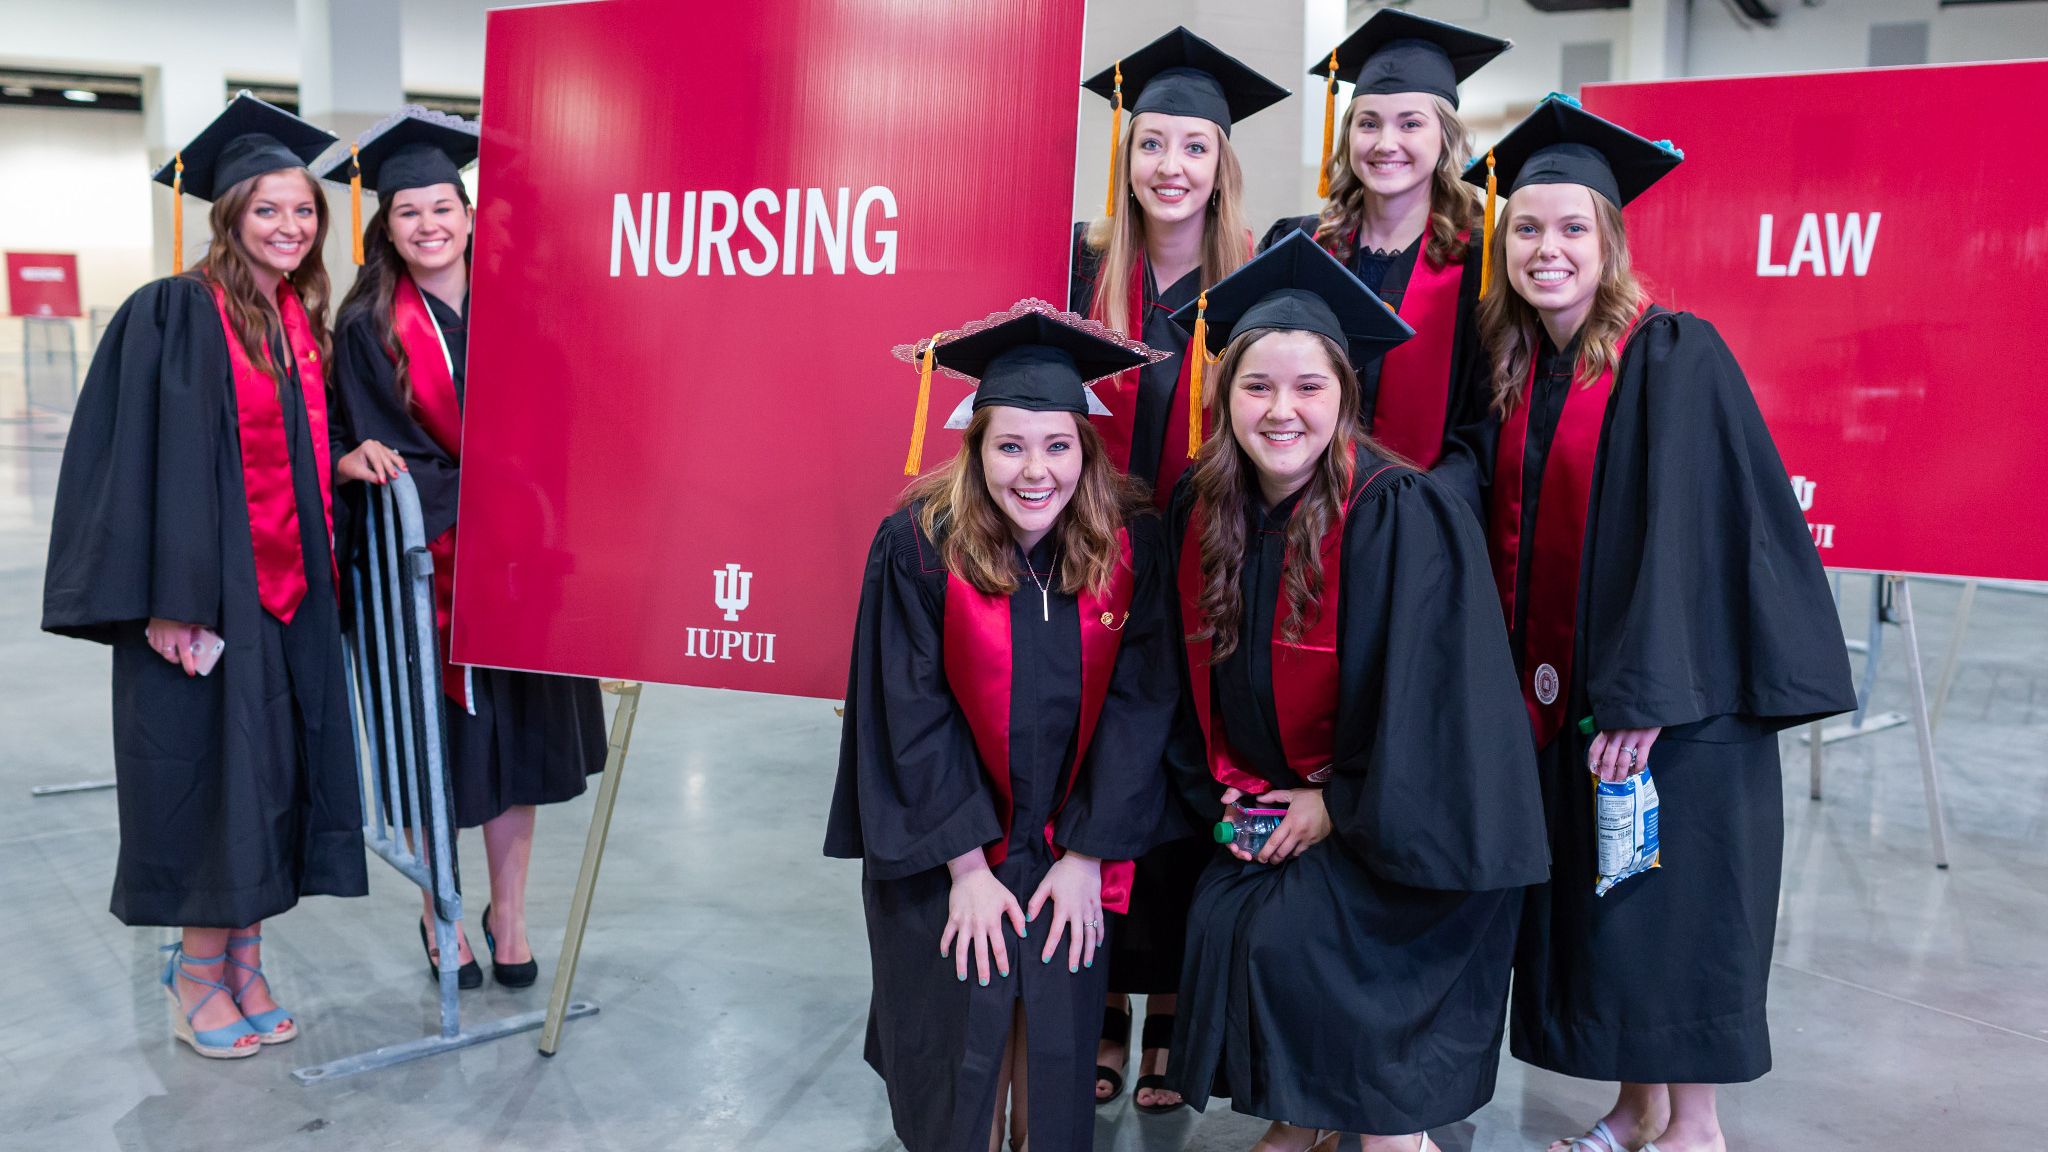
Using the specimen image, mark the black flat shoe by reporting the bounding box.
[418,919,483,989]
[1096,1003,1132,1106]
[483,903,539,988]
[1133,1013,1186,1114]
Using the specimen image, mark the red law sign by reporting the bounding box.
[454,0,1088,695]
[1585,60,2048,583]
[6,252,81,317]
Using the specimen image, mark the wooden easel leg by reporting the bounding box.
[539,680,644,1055]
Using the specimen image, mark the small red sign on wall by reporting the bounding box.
[6,252,82,318]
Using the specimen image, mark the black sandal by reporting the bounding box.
[1133,1012,1185,1114]
[1095,1004,1132,1105]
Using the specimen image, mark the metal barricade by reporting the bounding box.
[23,316,79,420]
[292,472,595,1084]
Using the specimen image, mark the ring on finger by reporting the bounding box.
[1624,745,1639,769]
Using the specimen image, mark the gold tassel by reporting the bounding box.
[1480,149,1497,299]
[1104,61,1123,218]
[1187,291,1209,460]
[902,332,944,476]
[171,153,184,275]
[349,144,365,266]
[1316,48,1339,200]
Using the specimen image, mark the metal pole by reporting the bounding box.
[539,680,642,1056]
[1891,576,1950,869]
[1929,580,1976,736]
[1807,721,1824,801]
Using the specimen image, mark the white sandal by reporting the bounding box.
[1562,1121,1629,1152]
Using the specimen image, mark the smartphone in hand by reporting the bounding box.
[190,628,225,677]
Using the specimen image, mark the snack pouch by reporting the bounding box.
[1594,767,1660,896]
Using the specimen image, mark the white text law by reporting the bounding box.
[611,187,898,278]
[1756,212,1880,277]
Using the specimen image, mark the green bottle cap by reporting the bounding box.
[1212,821,1236,844]
[1578,715,1596,736]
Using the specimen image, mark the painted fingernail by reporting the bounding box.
[1069,963,1079,973]
[1042,953,1051,964]
[979,976,989,987]
[957,971,966,982]
[1020,924,1028,937]
[1085,957,1093,968]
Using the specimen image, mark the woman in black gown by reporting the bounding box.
[825,302,1182,1151]
[42,94,382,1058]
[1162,233,1549,1152]
[1455,97,1855,1152]
[325,108,607,989]
[1069,26,1286,1110]
[1259,9,1508,471]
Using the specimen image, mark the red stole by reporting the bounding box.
[390,275,470,708]
[1365,231,1466,468]
[940,530,1139,913]
[1176,464,1398,793]
[1087,259,1209,509]
[1487,321,1638,748]
[209,280,334,624]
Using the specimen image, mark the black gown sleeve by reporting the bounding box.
[332,312,461,541]
[1157,474,1225,833]
[824,510,1005,879]
[1052,515,1178,860]
[1325,469,1550,891]
[1583,311,1856,732]
[1258,214,1319,255]
[43,277,227,642]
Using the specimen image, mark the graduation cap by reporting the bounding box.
[1308,10,1510,196]
[1081,27,1289,217]
[1167,231,1413,455]
[318,105,481,265]
[150,91,338,274]
[1461,93,1685,296]
[896,300,1169,475]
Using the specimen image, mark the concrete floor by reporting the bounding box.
[4,417,2045,1152]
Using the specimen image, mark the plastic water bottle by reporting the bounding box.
[1212,807,1288,856]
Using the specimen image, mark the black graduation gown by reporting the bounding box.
[332,291,606,830]
[1068,224,1210,996]
[1162,455,1549,1134]
[1456,310,1856,1084]
[42,276,368,927]
[1068,222,1200,494]
[824,508,1180,1152]
[1259,217,1489,465]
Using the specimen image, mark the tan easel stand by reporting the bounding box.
[539,679,644,1055]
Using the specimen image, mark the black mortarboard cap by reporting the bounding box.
[1463,93,1684,208]
[1170,231,1413,369]
[1310,9,1510,109]
[319,105,480,198]
[1081,26,1289,137]
[150,91,336,202]
[897,301,1167,474]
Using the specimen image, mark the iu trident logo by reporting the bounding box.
[713,563,753,622]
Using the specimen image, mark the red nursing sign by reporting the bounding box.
[6,252,81,317]
[1585,60,2048,583]
[454,0,1087,695]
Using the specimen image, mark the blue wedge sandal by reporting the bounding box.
[160,944,263,1059]
[224,934,297,1044]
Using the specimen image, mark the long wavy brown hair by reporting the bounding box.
[901,409,1149,597]
[1083,116,1252,334]
[1189,328,1368,662]
[1479,192,1648,414]
[336,185,475,407]
[1314,94,1477,272]
[190,167,331,377]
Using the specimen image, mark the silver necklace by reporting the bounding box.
[1023,551,1057,622]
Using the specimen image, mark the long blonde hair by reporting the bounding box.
[190,168,332,377]
[901,409,1149,597]
[1188,329,1374,662]
[1083,117,1252,334]
[1478,192,1648,414]
[1314,94,1477,271]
